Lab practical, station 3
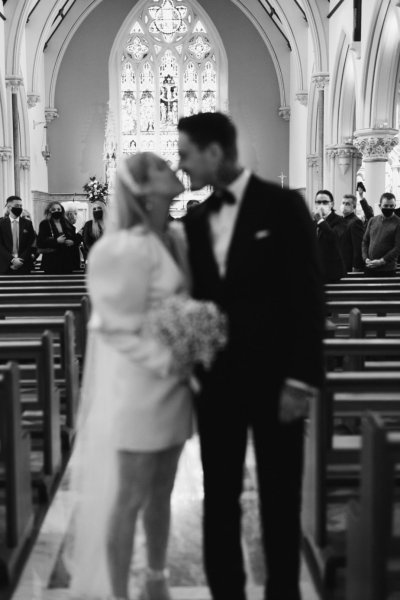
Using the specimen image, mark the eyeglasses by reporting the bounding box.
[315,200,330,205]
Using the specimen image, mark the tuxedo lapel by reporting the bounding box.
[224,176,258,281]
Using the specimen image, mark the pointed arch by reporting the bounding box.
[329,31,356,145]
[108,0,228,166]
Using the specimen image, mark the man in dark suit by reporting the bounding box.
[0,195,36,274]
[313,190,345,283]
[337,194,364,272]
[178,112,325,600]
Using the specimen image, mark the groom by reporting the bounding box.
[178,112,325,600]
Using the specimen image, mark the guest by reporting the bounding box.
[337,194,364,272]
[0,195,36,274]
[356,181,374,224]
[362,192,400,276]
[82,200,106,257]
[313,190,345,283]
[178,112,325,600]
[65,204,83,270]
[37,201,81,274]
[69,153,194,600]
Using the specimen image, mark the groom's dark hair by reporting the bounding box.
[178,112,238,161]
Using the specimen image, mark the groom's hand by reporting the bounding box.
[278,381,317,423]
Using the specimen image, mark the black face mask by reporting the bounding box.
[11,207,23,217]
[93,210,103,220]
[381,208,395,218]
[52,211,62,220]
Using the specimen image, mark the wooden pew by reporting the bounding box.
[346,412,400,600]
[0,333,62,489]
[0,312,80,432]
[302,372,400,591]
[0,274,86,282]
[326,300,400,322]
[0,292,87,305]
[0,285,87,294]
[326,289,400,303]
[0,296,90,361]
[349,307,400,339]
[324,337,400,371]
[326,282,400,291]
[0,362,34,585]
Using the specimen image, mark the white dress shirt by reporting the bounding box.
[209,168,251,277]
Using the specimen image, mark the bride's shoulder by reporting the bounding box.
[88,227,152,272]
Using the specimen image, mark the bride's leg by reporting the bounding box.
[143,444,183,569]
[107,451,156,599]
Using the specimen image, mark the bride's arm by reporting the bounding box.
[87,230,175,377]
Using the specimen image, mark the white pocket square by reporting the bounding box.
[254,229,271,240]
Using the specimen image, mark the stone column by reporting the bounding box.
[19,156,31,210]
[5,75,23,197]
[312,73,329,189]
[0,147,13,204]
[353,129,399,209]
[306,154,320,208]
[326,143,362,207]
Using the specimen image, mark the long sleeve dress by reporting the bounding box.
[68,223,193,598]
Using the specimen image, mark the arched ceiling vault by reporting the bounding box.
[4,0,327,109]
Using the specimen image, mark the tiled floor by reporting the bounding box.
[10,436,320,600]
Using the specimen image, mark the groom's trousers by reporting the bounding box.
[195,376,304,600]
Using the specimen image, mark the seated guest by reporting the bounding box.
[362,192,400,277]
[337,194,365,272]
[64,203,83,270]
[313,190,345,283]
[37,201,81,274]
[0,195,36,274]
[356,181,374,225]
[82,200,106,257]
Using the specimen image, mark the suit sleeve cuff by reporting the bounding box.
[285,378,319,396]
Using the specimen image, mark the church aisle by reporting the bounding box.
[10,436,319,600]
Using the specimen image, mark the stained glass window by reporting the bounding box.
[120,0,220,176]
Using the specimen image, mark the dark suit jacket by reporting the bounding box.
[316,219,345,283]
[336,213,364,272]
[184,175,325,394]
[0,216,36,274]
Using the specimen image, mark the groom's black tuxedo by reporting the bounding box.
[0,215,36,274]
[184,175,325,600]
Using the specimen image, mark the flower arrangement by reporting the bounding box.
[144,295,228,373]
[83,176,109,203]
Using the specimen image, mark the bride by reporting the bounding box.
[68,152,193,600]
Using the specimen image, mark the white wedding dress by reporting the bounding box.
[68,224,193,599]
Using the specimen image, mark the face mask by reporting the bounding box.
[93,210,103,220]
[10,207,23,217]
[52,211,62,219]
[381,208,395,218]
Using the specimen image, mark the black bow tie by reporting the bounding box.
[207,189,236,213]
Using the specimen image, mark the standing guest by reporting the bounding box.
[337,194,365,272]
[356,181,374,224]
[362,192,400,277]
[178,112,325,600]
[37,201,81,274]
[313,190,345,283]
[0,195,36,274]
[82,200,106,257]
[65,204,83,270]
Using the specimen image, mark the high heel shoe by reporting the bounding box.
[140,568,172,600]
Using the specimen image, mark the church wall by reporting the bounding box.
[289,51,307,197]
[48,0,287,194]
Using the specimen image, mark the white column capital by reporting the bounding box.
[278,106,290,121]
[0,147,13,161]
[296,91,308,106]
[19,156,31,170]
[312,73,329,89]
[27,93,41,109]
[307,154,320,169]
[5,75,23,93]
[353,129,399,162]
[45,107,59,124]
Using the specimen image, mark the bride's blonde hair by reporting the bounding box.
[106,152,155,233]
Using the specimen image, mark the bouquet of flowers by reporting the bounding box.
[144,295,228,373]
[83,176,109,203]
